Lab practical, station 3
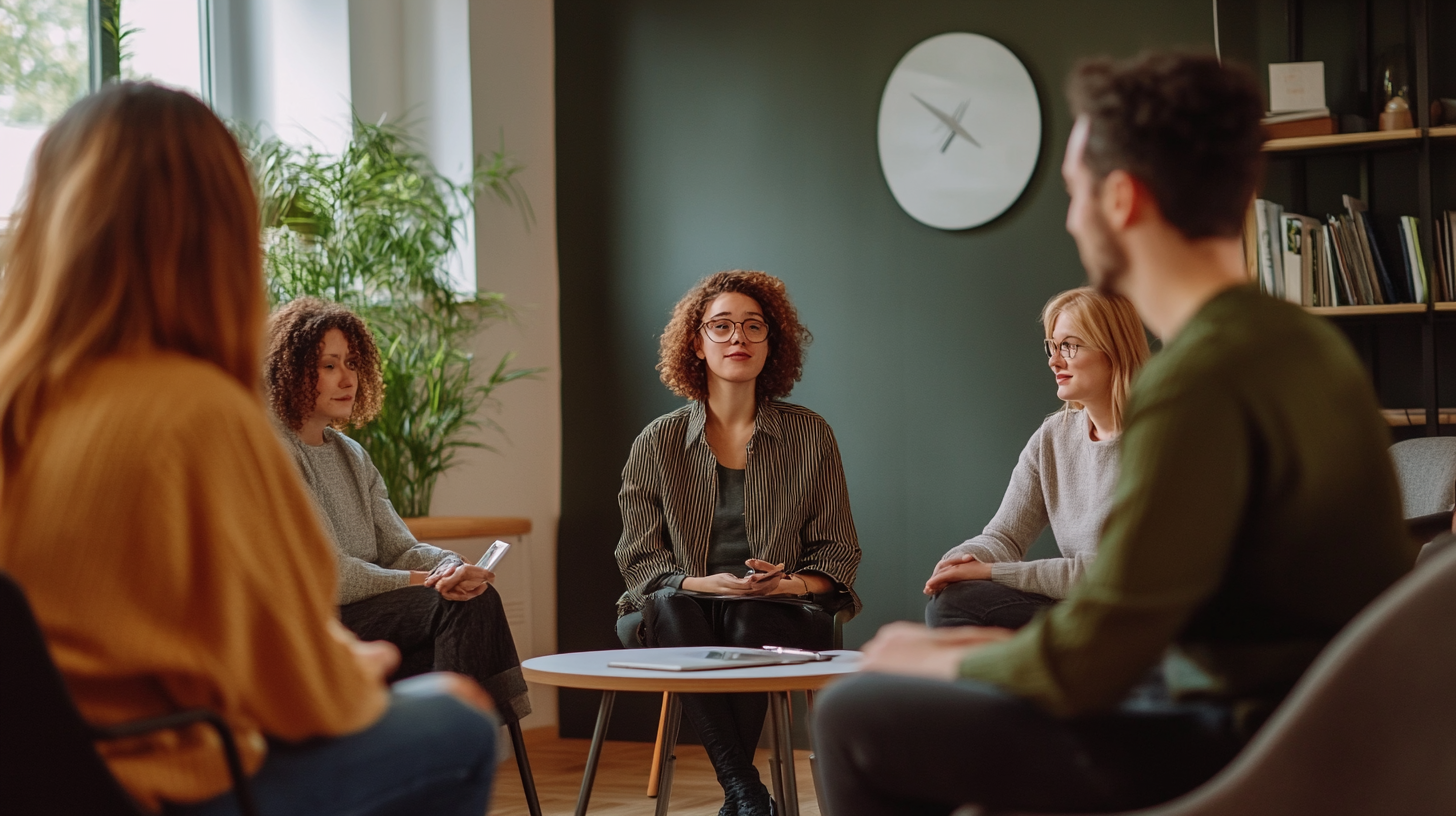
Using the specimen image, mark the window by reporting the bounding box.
[0,0,89,219]
[118,0,204,96]
[0,0,208,219]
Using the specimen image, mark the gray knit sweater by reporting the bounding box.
[942,410,1119,599]
[284,427,463,605]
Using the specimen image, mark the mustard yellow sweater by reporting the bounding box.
[0,352,387,810]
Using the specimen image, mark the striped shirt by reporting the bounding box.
[615,399,862,617]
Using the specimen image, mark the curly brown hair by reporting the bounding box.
[265,298,385,431]
[657,270,812,401]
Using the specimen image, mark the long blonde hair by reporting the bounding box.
[0,83,264,485]
[1041,287,1150,434]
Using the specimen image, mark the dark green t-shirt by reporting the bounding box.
[959,285,1414,721]
[707,464,751,577]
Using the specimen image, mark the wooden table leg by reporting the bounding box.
[771,691,801,816]
[653,693,683,816]
[647,692,669,797]
[574,690,616,816]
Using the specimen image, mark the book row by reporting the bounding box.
[1248,196,1444,307]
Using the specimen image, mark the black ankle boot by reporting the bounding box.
[724,778,773,816]
[679,693,773,816]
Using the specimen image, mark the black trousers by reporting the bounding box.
[924,579,1057,629]
[638,588,833,789]
[813,673,1242,815]
[340,585,532,723]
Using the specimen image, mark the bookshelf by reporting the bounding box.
[1305,303,1427,316]
[1263,128,1422,153]
[1228,0,1454,436]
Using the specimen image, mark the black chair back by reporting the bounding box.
[0,571,144,815]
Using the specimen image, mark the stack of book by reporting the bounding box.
[1432,212,1456,302]
[1250,196,1429,307]
[1261,107,1337,139]
[1264,63,1335,139]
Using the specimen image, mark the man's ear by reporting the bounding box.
[1099,168,1139,230]
[1102,169,1166,232]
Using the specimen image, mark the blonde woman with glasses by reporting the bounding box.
[924,287,1150,628]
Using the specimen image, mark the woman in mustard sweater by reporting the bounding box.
[0,83,496,815]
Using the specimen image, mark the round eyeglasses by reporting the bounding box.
[701,319,770,344]
[1044,339,1093,360]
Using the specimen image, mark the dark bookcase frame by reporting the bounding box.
[1232,0,1453,437]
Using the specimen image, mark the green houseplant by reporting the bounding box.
[248,118,537,517]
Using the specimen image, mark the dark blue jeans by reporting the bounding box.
[924,579,1056,629]
[813,674,1240,815]
[172,690,497,816]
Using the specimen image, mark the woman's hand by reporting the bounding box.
[739,559,788,596]
[392,672,496,716]
[923,554,993,596]
[683,563,834,596]
[328,619,401,684]
[350,637,401,683]
[681,573,755,594]
[425,563,494,601]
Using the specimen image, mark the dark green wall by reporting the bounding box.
[554,0,1213,738]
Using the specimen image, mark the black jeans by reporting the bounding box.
[925,579,1056,629]
[340,585,531,723]
[813,673,1242,815]
[637,587,833,791]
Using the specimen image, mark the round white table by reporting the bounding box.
[523,648,861,816]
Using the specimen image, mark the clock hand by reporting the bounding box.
[941,100,970,152]
[937,99,972,152]
[912,93,982,148]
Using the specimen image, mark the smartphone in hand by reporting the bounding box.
[476,540,511,571]
[744,560,785,583]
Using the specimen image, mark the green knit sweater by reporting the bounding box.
[959,285,1415,723]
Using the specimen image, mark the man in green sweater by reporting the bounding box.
[814,52,1415,814]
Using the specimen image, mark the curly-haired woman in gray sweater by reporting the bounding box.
[264,298,538,806]
[924,287,1150,628]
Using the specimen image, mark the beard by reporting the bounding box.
[1077,205,1131,295]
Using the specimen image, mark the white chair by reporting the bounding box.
[1008,544,1456,816]
[1389,437,1456,518]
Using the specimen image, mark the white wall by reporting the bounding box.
[436,0,562,732]
[349,0,562,730]
[220,0,563,730]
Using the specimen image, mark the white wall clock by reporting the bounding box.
[878,33,1042,231]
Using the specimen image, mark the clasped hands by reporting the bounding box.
[923,552,992,595]
[681,558,805,596]
[413,560,493,601]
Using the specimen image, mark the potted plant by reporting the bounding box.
[247,118,538,517]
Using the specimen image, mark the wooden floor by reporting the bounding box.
[490,727,821,816]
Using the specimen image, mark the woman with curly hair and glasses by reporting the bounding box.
[615,270,861,816]
[263,297,538,806]
[923,287,1150,629]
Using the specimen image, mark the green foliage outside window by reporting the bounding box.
[247,119,539,518]
[0,0,89,125]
